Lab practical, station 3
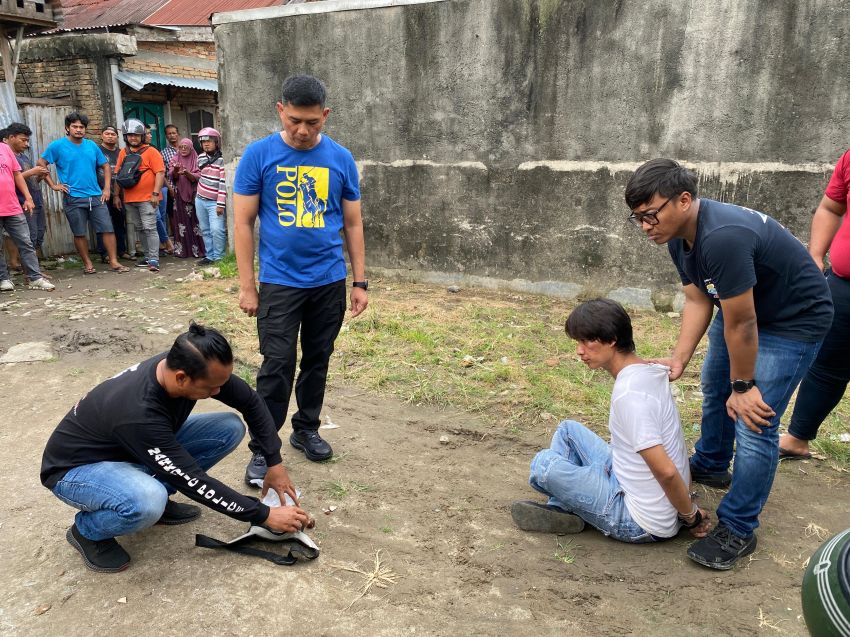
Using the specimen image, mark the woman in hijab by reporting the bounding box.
[168,138,205,259]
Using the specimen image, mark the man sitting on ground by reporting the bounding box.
[512,299,711,543]
[41,323,313,573]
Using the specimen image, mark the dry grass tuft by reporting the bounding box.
[331,550,399,610]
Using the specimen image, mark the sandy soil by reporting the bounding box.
[0,259,847,636]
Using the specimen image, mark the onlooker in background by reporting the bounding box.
[114,119,165,272]
[145,124,174,257]
[779,149,850,460]
[96,126,130,261]
[162,124,180,231]
[0,131,54,291]
[169,138,205,259]
[39,112,128,274]
[4,123,49,262]
[195,127,227,264]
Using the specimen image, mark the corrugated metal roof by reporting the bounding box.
[115,70,218,92]
[47,0,169,32]
[144,0,284,26]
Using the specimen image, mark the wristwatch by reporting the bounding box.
[352,281,368,290]
[731,379,755,393]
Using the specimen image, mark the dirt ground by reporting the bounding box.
[1,259,848,636]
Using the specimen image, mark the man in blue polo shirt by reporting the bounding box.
[39,112,128,274]
[625,159,832,570]
[233,74,368,477]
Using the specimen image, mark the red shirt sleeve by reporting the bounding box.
[825,150,850,206]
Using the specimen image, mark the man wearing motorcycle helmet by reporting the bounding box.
[114,118,166,272]
[195,127,227,264]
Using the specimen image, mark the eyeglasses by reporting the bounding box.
[628,196,674,228]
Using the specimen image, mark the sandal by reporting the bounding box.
[119,253,133,260]
[83,266,97,275]
[110,265,130,273]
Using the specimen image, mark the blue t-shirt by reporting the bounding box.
[233,133,360,288]
[41,137,107,198]
[668,199,833,342]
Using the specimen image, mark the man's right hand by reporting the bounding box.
[264,505,313,533]
[648,355,686,381]
[113,196,122,210]
[239,286,260,317]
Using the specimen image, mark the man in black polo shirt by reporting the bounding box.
[625,159,832,570]
[41,323,313,573]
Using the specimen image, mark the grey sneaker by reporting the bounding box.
[510,500,585,534]
[0,279,13,292]
[27,277,55,291]
[244,452,267,486]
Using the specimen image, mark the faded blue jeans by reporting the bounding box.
[51,412,245,541]
[529,420,657,543]
[691,314,822,538]
[195,196,226,261]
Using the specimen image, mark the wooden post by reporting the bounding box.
[0,27,15,86]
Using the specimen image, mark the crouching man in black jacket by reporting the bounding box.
[41,322,313,573]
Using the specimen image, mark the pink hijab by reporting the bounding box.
[171,138,199,201]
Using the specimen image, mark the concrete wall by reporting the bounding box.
[213,0,850,302]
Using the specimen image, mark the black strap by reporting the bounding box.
[195,533,297,566]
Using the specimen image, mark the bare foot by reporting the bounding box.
[778,433,810,455]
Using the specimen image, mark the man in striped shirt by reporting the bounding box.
[195,127,227,265]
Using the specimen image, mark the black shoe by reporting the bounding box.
[290,429,333,461]
[196,257,213,266]
[244,452,268,486]
[135,258,149,268]
[687,523,757,570]
[510,500,585,534]
[156,499,201,526]
[689,457,732,489]
[66,524,131,573]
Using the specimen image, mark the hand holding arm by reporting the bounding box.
[650,284,713,380]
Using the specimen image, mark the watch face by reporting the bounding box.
[732,380,752,393]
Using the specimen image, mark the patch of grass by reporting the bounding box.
[554,538,580,565]
[380,526,393,534]
[173,278,850,469]
[323,480,370,499]
[211,253,242,279]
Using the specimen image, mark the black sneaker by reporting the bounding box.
[66,524,131,573]
[687,523,757,570]
[196,257,213,266]
[244,452,268,486]
[510,500,585,534]
[135,258,149,268]
[290,429,333,461]
[156,499,201,526]
[689,457,732,489]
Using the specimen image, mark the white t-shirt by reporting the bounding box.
[609,363,690,538]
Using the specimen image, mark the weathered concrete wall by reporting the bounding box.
[213,0,850,302]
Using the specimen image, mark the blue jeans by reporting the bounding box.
[529,420,656,543]
[691,314,821,538]
[156,187,169,243]
[195,196,226,261]
[25,205,45,251]
[51,412,245,541]
[0,213,44,281]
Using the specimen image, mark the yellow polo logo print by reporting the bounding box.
[275,165,328,228]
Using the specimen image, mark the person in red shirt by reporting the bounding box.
[779,150,850,459]
[113,119,165,272]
